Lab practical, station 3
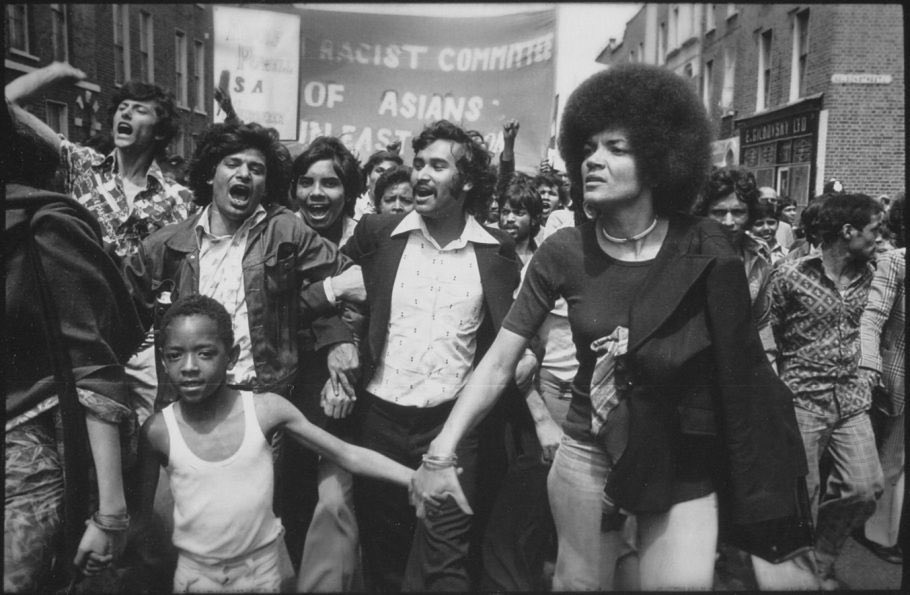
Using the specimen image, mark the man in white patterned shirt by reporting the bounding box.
[311,120,523,591]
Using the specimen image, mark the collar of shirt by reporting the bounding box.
[93,150,167,194]
[801,252,873,289]
[391,210,500,251]
[195,203,268,247]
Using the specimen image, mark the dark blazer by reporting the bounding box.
[610,214,812,562]
[339,212,522,384]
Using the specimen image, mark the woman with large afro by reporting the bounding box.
[409,63,816,590]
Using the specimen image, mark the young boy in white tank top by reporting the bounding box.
[137,295,414,592]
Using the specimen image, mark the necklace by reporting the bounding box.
[600,217,659,244]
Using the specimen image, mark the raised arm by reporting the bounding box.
[6,62,86,152]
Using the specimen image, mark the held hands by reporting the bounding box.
[73,521,126,576]
[320,376,356,419]
[409,463,472,520]
[325,342,360,409]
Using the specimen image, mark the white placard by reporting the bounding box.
[212,6,300,139]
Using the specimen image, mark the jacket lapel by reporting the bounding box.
[475,241,519,328]
[628,222,716,353]
[366,230,409,363]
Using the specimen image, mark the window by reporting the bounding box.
[658,22,667,65]
[706,4,716,33]
[727,4,738,19]
[139,11,154,83]
[790,10,810,101]
[757,30,773,110]
[669,6,679,49]
[170,127,185,158]
[639,42,645,63]
[112,5,130,85]
[51,4,68,62]
[703,59,714,110]
[194,39,206,111]
[175,30,188,107]
[7,5,30,54]
[46,101,68,137]
[721,45,736,109]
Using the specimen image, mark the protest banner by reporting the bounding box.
[295,7,556,166]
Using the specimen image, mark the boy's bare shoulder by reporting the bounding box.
[251,391,296,433]
[140,410,169,453]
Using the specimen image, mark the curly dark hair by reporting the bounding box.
[533,171,569,209]
[160,294,234,351]
[696,166,762,226]
[290,136,363,218]
[107,81,180,160]
[362,149,403,192]
[373,165,413,210]
[558,63,713,218]
[816,193,883,246]
[499,172,544,239]
[188,122,291,208]
[412,119,495,217]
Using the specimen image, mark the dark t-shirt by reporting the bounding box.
[503,221,654,441]
[504,219,716,503]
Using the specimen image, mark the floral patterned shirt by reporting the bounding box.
[769,253,874,418]
[60,139,193,257]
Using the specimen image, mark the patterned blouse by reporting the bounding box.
[60,139,193,257]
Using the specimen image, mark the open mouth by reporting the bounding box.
[116,122,133,134]
[305,202,331,219]
[229,184,251,200]
[414,185,435,199]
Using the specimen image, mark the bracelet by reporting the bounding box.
[88,511,131,532]
[421,453,458,470]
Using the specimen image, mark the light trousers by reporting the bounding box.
[547,436,717,590]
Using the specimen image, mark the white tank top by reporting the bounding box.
[164,392,282,563]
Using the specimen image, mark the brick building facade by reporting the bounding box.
[597,4,905,205]
[5,3,215,160]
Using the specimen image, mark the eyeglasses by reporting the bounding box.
[709,208,748,218]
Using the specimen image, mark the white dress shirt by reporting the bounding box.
[195,204,267,386]
[366,211,500,407]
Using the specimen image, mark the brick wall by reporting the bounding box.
[5,3,214,159]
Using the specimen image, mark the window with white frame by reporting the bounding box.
[706,4,716,33]
[194,40,206,111]
[113,5,130,85]
[703,59,714,110]
[139,11,154,83]
[46,101,68,137]
[757,30,773,111]
[51,4,68,62]
[175,30,188,107]
[658,22,667,65]
[721,45,735,109]
[790,10,810,101]
[7,5,30,54]
[669,6,679,49]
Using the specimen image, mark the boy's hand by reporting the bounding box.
[320,378,356,419]
[326,342,359,400]
[502,119,520,144]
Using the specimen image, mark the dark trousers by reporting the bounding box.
[354,393,479,592]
